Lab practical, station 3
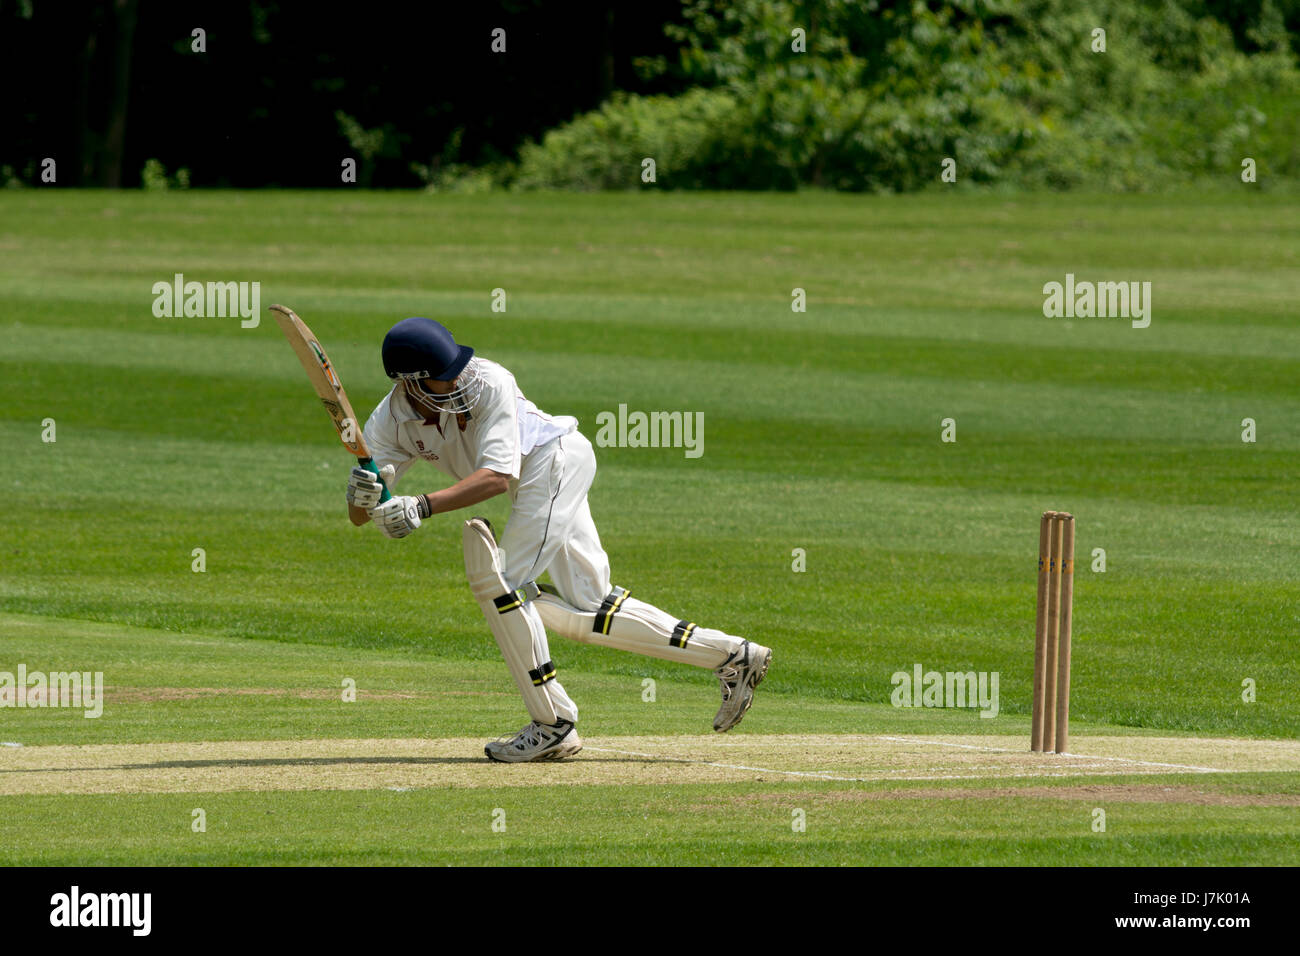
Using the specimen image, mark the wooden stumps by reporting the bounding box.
[1032,511,1075,754]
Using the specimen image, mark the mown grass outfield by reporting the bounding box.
[1,190,1297,865]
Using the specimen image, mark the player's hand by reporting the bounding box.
[370,495,428,539]
[346,464,395,510]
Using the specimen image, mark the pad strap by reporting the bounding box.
[670,620,697,649]
[494,581,541,614]
[528,660,557,686]
[593,586,631,635]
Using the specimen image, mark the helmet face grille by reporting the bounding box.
[403,358,484,415]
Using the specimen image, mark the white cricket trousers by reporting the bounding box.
[491,431,748,727]
[500,430,610,610]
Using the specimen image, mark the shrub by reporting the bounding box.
[514,0,1300,190]
[515,87,753,190]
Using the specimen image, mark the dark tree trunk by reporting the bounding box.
[598,5,615,102]
[74,18,96,186]
[102,0,138,188]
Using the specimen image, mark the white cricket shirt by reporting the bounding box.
[361,358,577,495]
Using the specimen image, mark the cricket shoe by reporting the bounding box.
[484,720,583,763]
[713,640,772,732]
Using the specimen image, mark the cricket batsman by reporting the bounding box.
[345,317,772,762]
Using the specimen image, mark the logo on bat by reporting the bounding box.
[309,340,342,392]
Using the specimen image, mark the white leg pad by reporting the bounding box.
[536,587,744,670]
[463,518,578,725]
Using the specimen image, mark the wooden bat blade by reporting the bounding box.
[270,303,371,458]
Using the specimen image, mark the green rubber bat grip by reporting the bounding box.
[357,457,393,503]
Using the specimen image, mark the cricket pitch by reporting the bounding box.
[3,733,1297,796]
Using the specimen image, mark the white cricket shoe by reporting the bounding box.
[484,720,583,763]
[713,640,772,732]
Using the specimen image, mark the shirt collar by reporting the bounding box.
[389,385,439,426]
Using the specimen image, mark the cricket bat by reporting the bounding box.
[270,304,391,504]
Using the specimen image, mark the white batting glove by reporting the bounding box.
[346,464,395,510]
[370,495,427,539]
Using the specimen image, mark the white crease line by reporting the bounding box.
[587,738,1228,783]
[808,770,1224,783]
[807,764,1140,776]
[876,736,1227,774]
[584,747,1229,784]
[585,749,1222,785]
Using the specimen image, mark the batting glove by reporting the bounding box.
[370,494,429,539]
[347,463,395,510]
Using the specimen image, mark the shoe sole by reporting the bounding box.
[714,647,771,732]
[484,739,583,763]
[536,742,583,761]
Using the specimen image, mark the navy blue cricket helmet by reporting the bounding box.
[381,318,483,415]
[382,317,473,382]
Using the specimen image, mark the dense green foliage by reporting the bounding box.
[516,0,1300,190]
[515,88,745,190]
[0,1,688,188]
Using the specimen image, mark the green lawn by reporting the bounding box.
[7,786,1297,867]
[1,613,1296,866]
[0,190,1296,865]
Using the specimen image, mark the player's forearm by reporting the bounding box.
[424,468,510,515]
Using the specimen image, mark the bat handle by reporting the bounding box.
[357,457,393,503]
